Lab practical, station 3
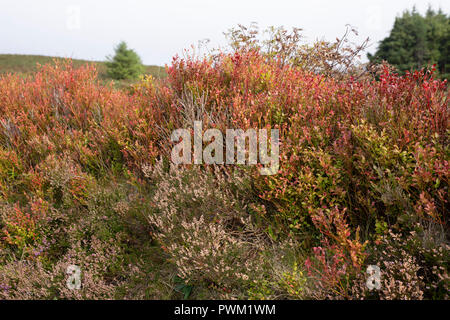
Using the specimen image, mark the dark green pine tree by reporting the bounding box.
[425,8,450,79]
[368,7,449,79]
[106,41,144,80]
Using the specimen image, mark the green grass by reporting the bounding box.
[0,54,167,87]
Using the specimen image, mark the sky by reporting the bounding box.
[1,0,449,66]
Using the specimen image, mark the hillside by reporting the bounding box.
[0,54,166,82]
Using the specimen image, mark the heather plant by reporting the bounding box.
[352,226,449,300]
[0,259,54,299]
[144,161,339,300]
[0,235,133,300]
[0,178,156,300]
[144,161,266,297]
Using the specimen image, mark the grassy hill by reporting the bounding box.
[0,54,166,86]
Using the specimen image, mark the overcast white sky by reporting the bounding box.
[0,0,448,66]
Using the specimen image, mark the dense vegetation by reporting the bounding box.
[0,26,448,300]
[369,7,450,79]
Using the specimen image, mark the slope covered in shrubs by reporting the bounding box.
[0,38,448,299]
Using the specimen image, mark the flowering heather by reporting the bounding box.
[0,40,448,299]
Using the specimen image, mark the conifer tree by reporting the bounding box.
[368,7,449,79]
[106,41,144,80]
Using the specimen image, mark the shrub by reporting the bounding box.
[144,161,265,298]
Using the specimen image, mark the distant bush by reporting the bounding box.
[105,41,144,80]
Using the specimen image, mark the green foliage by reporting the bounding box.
[369,6,450,79]
[174,276,194,299]
[105,41,145,80]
